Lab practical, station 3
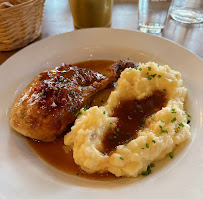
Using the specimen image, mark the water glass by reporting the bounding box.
[169,0,203,23]
[138,0,172,34]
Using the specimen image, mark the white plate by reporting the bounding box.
[0,28,202,199]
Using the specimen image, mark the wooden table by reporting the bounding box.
[0,0,202,64]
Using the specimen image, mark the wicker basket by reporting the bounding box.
[0,0,45,51]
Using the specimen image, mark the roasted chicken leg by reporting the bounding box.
[10,59,137,142]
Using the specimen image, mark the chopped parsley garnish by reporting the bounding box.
[175,127,179,133]
[124,144,127,146]
[163,89,166,91]
[187,120,191,124]
[75,111,82,117]
[109,135,113,140]
[116,128,120,132]
[146,143,149,148]
[110,122,112,124]
[147,75,152,80]
[66,78,70,82]
[141,165,151,176]
[169,152,174,158]
[161,119,164,123]
[103,152,106,155]
[71,91,77,96]
[159,125,168,133]
[158,75,162,78]
[141,118,146,125]
[171,117,177,123]
[37,75,42,78]
[151,115,155,121]
[141,163,155,176]
[151,73,157,77]
[120,157,124,160]
[139,68,142,71]
[148,67,151,71]
[179,122,184,127]
[59,76,65,82]
[83,105,89,111]
[103,111,106,114]
[171,108,176,113]
[142,147,145,149]
[152,140,156,143]
[150,163,155,168]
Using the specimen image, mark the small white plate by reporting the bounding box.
[0,28,202,199]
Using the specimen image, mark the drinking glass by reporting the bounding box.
[169,0,203,23]
[69,0,114,29]
[138,0,172,34]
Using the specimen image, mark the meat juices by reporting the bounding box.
[10,59,137,142]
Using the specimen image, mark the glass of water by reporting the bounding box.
[138,0,172,34]
[169,0,203,23]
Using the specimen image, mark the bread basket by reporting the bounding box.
[0,0,45,51]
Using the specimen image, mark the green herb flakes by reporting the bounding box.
[179,122,184,127]
[141,165,151,176]
[169,152,174,158]
[171,117,177,123]
[150,163,155,168]
[83,105,89,111]
[159,125,168,133]
[75,111,82,117]
[171,108,176,113]
[151,115,155,121]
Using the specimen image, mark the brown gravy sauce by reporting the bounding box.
[27,60,167,180]
[102,91,167,155]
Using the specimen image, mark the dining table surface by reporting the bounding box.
[0,0,202,65]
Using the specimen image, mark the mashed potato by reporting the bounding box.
[64,62,191,177]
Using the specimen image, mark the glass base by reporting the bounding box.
[170,9,203,23]
[139,23,164,34]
